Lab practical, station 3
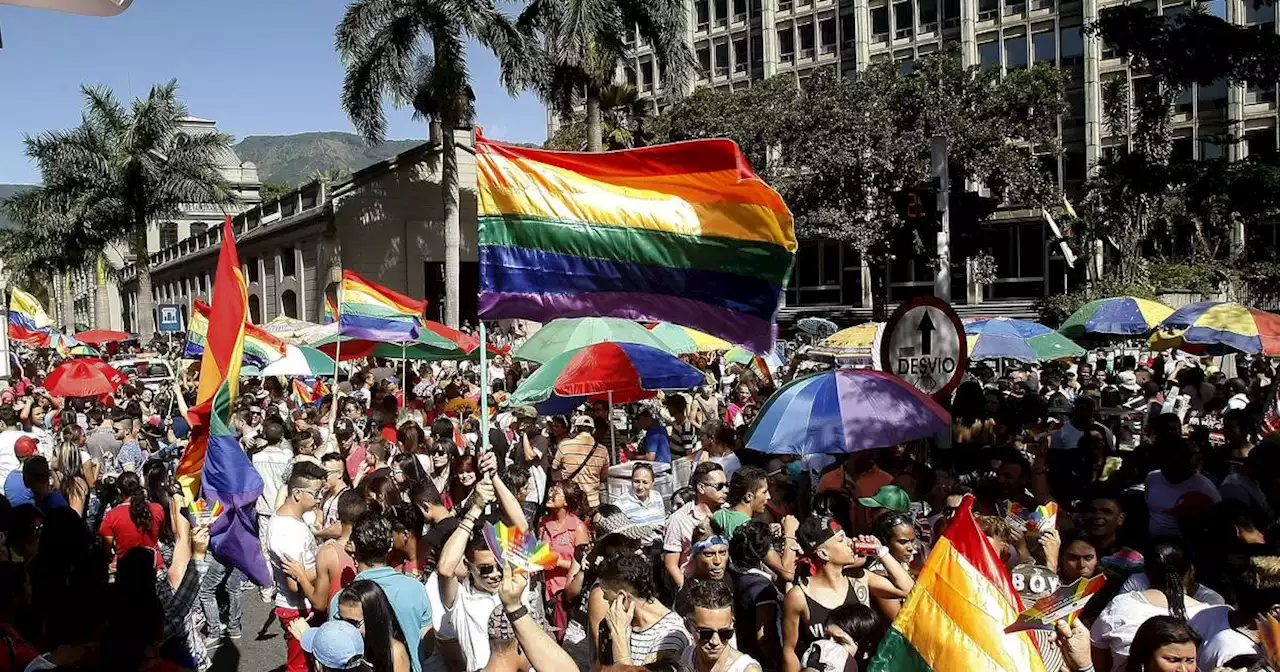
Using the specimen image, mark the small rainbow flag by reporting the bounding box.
[1004,501,1058,534]
[338,269,428,342]
[869,494,1046,672]
[189,498,225,524]
[481,521,559,573]
[323,295,338,325]
[475,135,797,354]
[1005,574,1106,633]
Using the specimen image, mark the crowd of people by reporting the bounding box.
[0,335,1278,672]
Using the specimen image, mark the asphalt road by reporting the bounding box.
[206,590,286,672]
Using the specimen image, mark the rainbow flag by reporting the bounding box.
[8,288,53,346]
[338,269,428,342]
[184,299,287,367]
[175,216,269,586]
[323,295,338,324]
[475,136,796,353]
[868,494,1047,672]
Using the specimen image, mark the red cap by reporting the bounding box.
[15,436,38,459]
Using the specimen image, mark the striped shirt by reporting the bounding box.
[627,611,691,665]
[553,432,609,508]
[616,491,666,528]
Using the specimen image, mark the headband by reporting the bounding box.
[693,536,730,553]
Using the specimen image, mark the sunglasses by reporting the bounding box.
[695,627,735,643]
[699,481,728,491]
[473,563,502,576]
[338,616,365,629]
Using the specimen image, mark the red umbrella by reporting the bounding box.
[74,329,133,345]
[44,358,126,397]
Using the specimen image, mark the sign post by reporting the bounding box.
[156,304,183,334]
[879,295,967,400]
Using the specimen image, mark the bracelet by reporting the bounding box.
[1077,666,1095,672]
[876,546,890,560]
[505,605,528,622]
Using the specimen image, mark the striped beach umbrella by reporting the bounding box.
[1150,301,1280,355]
[1059,296,1173,339]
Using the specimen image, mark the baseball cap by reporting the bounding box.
[300,620,366,669]
[571,415,595,430]
[14,436,38,459]
[1116,371,1140,392]
[857,485,910,513]
[797,515,843,554]
[512,405,538,420]
[335,418,357,437]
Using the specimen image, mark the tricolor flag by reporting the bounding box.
[8,288,53,346]
[184,299,288,368]
[869,494,1046,672]
[174,216,270,586]
[475,135,797,353]
[338,269,428,342]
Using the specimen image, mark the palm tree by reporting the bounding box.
[547,83,656,151]
[336,0,530,329]
[309,167,347,183]
[23,81,236,336]
[519,0,693,151]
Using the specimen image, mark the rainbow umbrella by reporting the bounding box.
[966,318,1085,363]
[508,342,707,415]
[67,344,100,358]
[512,317,674,364]
[745,370,951,454]
[808,322,883,364]
[645,322,733,354]
[1150,301,1280,355]
[1059,296,1173,339]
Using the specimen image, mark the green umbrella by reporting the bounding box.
[260,345,338,376]
[513,317,675,364]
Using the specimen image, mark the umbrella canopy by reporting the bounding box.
[509,342,707,415]
[966,318,1085,363]
[514,317,674,364]
[262,316,323,343]
[74,329,132,345]
[745,370,950,454]
[310,319,499,361]
[1150,301,1280,355]
[646,322,733,354]
[44,358,126,397]
[796,317,839,339]
[808,323,883,364]
[259,346,338,377]
[1060,297,1174,339]
[67,344,100,358]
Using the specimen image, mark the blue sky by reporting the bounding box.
[0,0,547,184]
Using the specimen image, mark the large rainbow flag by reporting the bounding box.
[184,299,288,368]
[8,288,53,346]
[175,217,269,586]
[338,269,428,342]
[475,136,796,353]
[869,494,1046,672]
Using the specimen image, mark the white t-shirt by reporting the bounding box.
[267,514,317,610]
[440,579,537,672]
[1199,626,1257,672]
[627,611,691,665]
[253,444,295,516]
[1090,592,1227,672]
[709,452,742,480]
[1143,470,1221,538]
[0,430,29,484]
[1118,574,1225,605]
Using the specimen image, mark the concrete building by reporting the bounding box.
[67,117,263,332]
[578,0,1278,318]
[113,131,480,332]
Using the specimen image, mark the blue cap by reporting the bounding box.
[300,620,365,669]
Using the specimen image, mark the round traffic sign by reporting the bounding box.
[878,295,968,399]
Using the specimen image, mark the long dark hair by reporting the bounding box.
[449,454,478,509]
[143,461,175,544]
[398,421,425,454]
[827,604,887,670]
[117,472,153,537]
[392,453,428,490]
[1125,615,1198,672]
[1145,542,1191,620]
[338,580,406,672]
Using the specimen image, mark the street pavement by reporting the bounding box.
[207,590,285,672]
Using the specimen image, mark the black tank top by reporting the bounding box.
[797,577,869,653]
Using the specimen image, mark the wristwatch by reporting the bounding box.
[506,605,529,622]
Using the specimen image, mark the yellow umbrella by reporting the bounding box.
[646,322,733,354]
[808,322,883,363]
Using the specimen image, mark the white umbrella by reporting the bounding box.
[0,0,132,15]
[259,345,337,377]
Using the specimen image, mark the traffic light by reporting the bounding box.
[893,185,938,225]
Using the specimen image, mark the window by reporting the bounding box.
[1004,0,1026,16]
[246,257,260,283]
[1174,86,1193,115]
[899,56,915,74]
[785,241,846,306]
[159,222,178,249]
[1171,136,1194,161]
[841,14,856,46]
[733,38,748,71]
[918,0,938,29]
[1200,137,1224,159]
[696,0,709,27]
[1247,128,1277,159]
[733,0,746,18]
[1032,30,1055,63]
[893,0,913,37]
[281,290,299,319]
[943,0,960,26]
[281,246,297,277]
[820,18,837,52]
[978,0,998,19]
[248,294,262,325]
[800,21,815,57]
[623,27,634,44]
[641,61,654,89]
[1063,148,1086,181]
[1247,81,1277,105]
[626,66,638,87]
[715,41,730,76]
[190,222,208,238]
[871,6,890,35]
[778,27,796,59]
[697,47,711,77]
[1004,35,1028,70]
[751,33,763,66]
[1246,0,1275,28]
[979,40,1000,69]
[1198,78,1228,111]
[715,0,727,23]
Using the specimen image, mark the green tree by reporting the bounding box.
[336,0,529,328]
[21,82,235,335]
[519,0,692,151]
[546,84,656,151]
[260,181,294,202]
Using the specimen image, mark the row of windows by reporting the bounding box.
[156,221,210,250]
[977,25,1084,71]
[241,248,299,284]
[696,33,765,77]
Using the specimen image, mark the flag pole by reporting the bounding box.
[401,341,408,394]
[480,319,489,459]
[608,389,616,465]
[329,282,342,436]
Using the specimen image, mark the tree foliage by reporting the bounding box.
[546,84,656,151]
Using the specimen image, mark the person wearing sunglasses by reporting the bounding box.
[684,579,761,672]
[268,461,328,672]
[664,462,728,590]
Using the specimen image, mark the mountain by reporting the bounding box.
[233,132,423,187]
[0,184,34,230]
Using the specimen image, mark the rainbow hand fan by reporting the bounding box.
[481,521,560,574]
[189,499,224,525]
[1004,501,1058,534]
[1005,574,1107,633]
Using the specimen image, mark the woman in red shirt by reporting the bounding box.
[98,472,166,568]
